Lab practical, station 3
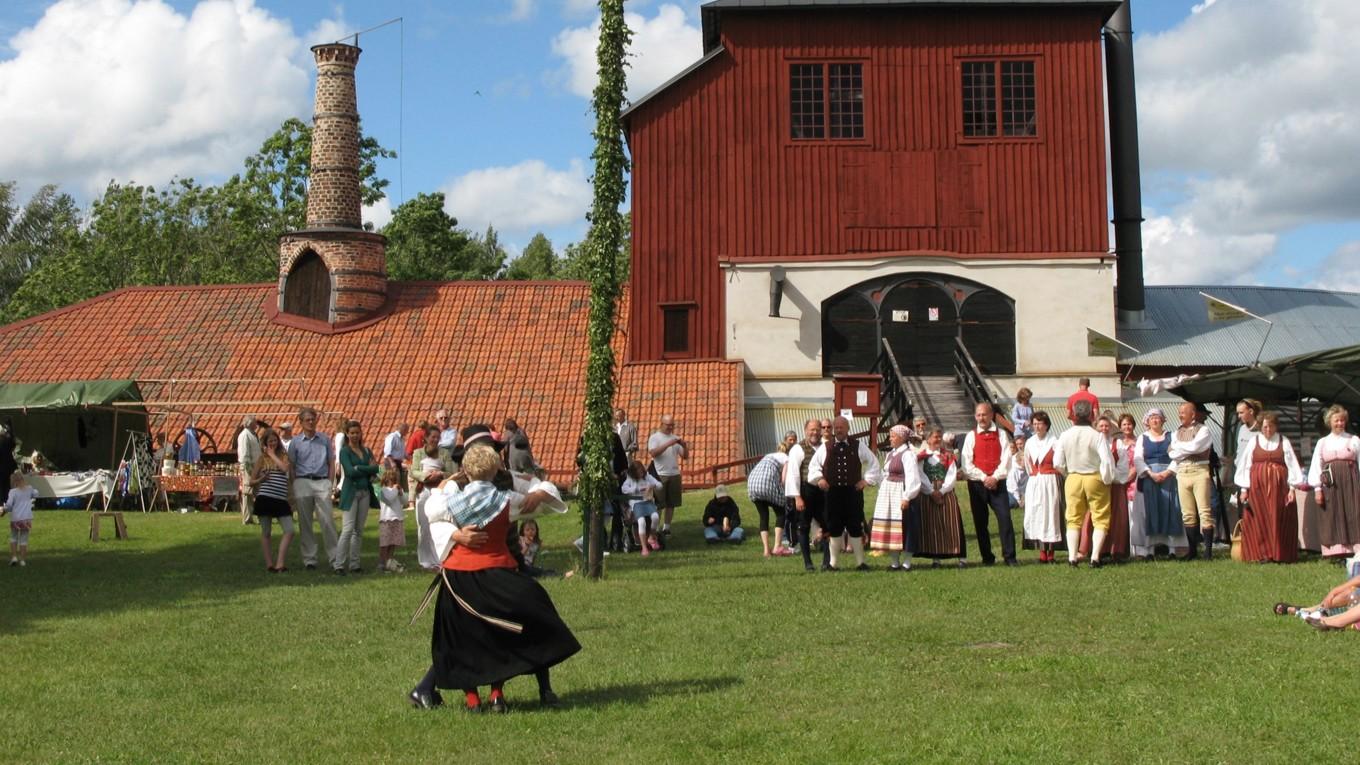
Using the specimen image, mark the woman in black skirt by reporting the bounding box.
[408,443,578,713]
[251,428,294,572]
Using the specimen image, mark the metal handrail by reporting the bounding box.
[953,336,998,409]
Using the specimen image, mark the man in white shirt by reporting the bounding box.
[808,416,883,571]
[1169,401,1215,560]
[384,423,410,487]
[647,415,688,534]
[1054,399,1115,567]
[279,422,293,452]
[960,402,1016,566]
[784,418,827,572]
[236,415,261,526]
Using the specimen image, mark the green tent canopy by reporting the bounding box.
[0,380,145,411]
[0,380,148,471]
[1172,344,1360,411]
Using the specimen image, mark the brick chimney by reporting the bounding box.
[277,42,387,327]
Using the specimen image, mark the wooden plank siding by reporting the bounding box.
[626,7,1111,362]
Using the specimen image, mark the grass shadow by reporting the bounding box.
[559,675,742,709]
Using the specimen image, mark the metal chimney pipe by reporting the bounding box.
[1104,0,1145,323]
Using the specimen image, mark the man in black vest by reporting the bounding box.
[808,416,883,570]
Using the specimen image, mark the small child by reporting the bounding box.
[3,471,38,567]
[1012,388,1034,438]
[621,461,662,556]
[378,468,407,573]
[519,519,542,567]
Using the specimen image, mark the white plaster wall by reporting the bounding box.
[725,255,1120,401]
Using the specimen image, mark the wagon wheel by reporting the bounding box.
[171,427,219,454]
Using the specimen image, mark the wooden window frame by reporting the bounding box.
[956,55,1042,144]
[659,302,697,359]
[784,58,870,146]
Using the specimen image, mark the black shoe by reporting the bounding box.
[982,558,996,567]
[488,696,509,714]
[854,563,871,571]
[305,563,317,570]
[334,568,346,576]
[822,564,839,572]
[539,691,561,708]
[1089,558,1104,569]
[1069,559,1079,568]
[407,688,443,710]
[1004,558,1019,567]
[804,563,815,572]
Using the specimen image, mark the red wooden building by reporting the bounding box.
[624,0,1133,433]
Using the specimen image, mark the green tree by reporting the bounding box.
[238,117,395,232]
[578,0,632,579]
[503,233,558,280]
[383,192,472,281]
[0,182,80,308]
[560,212,629,282]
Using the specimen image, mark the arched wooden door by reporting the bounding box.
[881,280,958,375]
[283,250,332,321]
[959,289,1016,375]
[822,291,878,375]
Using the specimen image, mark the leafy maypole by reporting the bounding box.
[578,0,631,580]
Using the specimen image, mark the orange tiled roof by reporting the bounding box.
[0,282,746,480]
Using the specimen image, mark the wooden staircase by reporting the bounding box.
[902,374,977,434]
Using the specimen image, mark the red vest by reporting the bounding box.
[973,429,1002,475]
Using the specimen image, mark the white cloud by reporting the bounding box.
[1310,241,1360,293]
[1191,0,1220,13]
[550,3,702,101]
[364,196,393,231]
[441,159,591,234]
[1141,212,1278,285]
[1138,0,1360,239]
[505,0,535,22]
[0,0,324,196]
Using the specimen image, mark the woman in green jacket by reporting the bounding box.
[336,420,381,574]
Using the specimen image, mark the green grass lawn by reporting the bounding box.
[3,485,1357,764]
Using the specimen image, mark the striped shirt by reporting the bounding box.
[256,469,290,501]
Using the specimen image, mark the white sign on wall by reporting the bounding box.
[891,310,909,322]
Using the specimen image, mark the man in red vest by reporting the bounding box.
[961,402,1017,566]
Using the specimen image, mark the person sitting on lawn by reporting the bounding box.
[621,461,662,556]
[1275,572,1360,631]
[703,485,745,544]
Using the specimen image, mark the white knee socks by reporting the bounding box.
[1066,527,1080,560]
[1091,529,1107,562]
[849,536,865,566]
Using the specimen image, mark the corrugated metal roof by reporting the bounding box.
[701,0,1122,52]
[1117,286,1360,368]
[745,404,873,458]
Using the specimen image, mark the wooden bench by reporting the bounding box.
[90,511,128,541]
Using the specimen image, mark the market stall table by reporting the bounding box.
[27,470,115,508]
[156,474,226,503]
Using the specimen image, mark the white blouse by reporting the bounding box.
[1233,433,1303,489]
[917,448,958,496]
[1024,433,1057,474]
[1307,433,1360,488]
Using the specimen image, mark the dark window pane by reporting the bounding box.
[663,308,690,354]
[790,63,824,140]
[961,61,996,137]
[828,63,864,139]
[1001,60,1036,136]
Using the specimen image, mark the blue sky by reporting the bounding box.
[2,0,1357,287]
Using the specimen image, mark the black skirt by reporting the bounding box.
[431,567,580,690]
[254,494,292,518]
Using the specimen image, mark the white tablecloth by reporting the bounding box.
[27,470,115,501]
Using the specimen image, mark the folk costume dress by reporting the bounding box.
[429,481,580,691]
[870,444,922,553]
[1080,436,1133,561]
[1022,433,1063,545]
[1130,432,1188,557]
[1307,433,1360,555]
[912,447,965,559]
[1234,433,1302,563]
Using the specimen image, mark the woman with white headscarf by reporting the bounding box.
[1130,407,1189,559]
[869,425,922,570]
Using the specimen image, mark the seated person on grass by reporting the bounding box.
[1276,572,1360,631]
[703,485,745,544]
